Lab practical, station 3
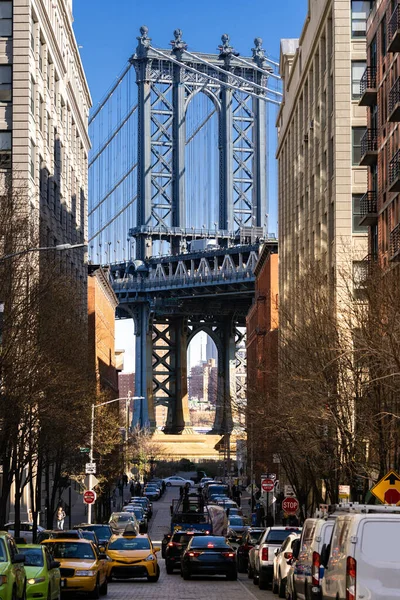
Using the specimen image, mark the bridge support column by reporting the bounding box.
[212,320,235,434]
[164,317,190,434]
[133,305,156,430]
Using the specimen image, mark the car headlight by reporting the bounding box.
[145,554,155,561]
[0,575,8,585]
[75,570,96,577]
[28,578,46,585]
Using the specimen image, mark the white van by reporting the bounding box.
[321,504,400,600]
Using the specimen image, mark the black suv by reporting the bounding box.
[165,531,208,574]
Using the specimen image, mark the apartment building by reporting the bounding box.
[277,0,370,305]
[359,0,400,265]
[1,0,91,284]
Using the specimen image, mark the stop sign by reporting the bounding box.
[384,488,400,505]
[282,496,299,515]
[83,490,96,505]
[261,478,274,493]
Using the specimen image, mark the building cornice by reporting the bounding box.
[90,266,119,310]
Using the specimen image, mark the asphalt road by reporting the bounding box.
[104,486,275,600]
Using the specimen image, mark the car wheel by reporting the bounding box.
[259,574,269,590]
[147,565,160,583]
[253,573,259,585]
[273,575,279,594]
[237,557,244,573]
[99,578,108,596]
[248,564,254,578]
[226,570,237,581]
[90,581,100,599]
[279,574,286,598]
[165,562,174,575]
[166,482,172,487]
[182,568,191,580]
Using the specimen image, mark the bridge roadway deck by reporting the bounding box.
[101,486,275,600]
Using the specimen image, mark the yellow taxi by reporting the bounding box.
[106,525,160,582]
[42,538,108,597]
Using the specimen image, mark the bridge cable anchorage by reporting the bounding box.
[89,102,215,220]
[183,48,283,98]
[89,103,138,168]
[88,194,138,243]
[149,46,281,107]
[234,53,281,81]
[89,63,133,126]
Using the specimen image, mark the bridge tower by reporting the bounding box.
[89,27,280,434]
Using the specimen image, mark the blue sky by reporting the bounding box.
[73,0,308,370]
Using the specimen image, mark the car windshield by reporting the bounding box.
[22,548,44,567]
[132,509,144,519]
[266,529,299,544]
[190,536,229,549]
[209,486,228,496]
[111,515,134,523]
[48,542,95,560]
[79,526,111,539]
[0,540,6,562]
[229,517,244,526]
[108,538,151,551]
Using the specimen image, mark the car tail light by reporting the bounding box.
[284,552,293,559]
[222,552,235,558]
[188,551,201,558]
[168,542,182,548]
[312,551,320,586]
[261,547,268,561]
[346,556,357,600]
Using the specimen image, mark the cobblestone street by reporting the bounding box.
[101,487,275,600]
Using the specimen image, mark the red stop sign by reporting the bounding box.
[83,490,96,505]
[384,488,400,505]
[282,496,299,515]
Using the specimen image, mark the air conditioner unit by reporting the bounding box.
[304,133,309,142]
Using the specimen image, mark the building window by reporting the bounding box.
[39,96,43,131]
[0,2,12,37]
[0,65,11,102]
[0,129,11,169]
[381,18,387,57]
[352,194,368,233]
[30,140,35,179]
[30,23,35,52]
[351,1,373,38]
[352,127,366,165]
[30,77,35,115]
[47,112,50,146]
[351,61,366,99]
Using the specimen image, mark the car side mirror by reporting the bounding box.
[292,539,300,560]
[153,546,161,553]
[50,560,61,570]
[274,548,280,556]
[320,543,330,568]
[13,553,25,564]
[99,546,106,553]
[98,553,108,560]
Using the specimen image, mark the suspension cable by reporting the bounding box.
[89,194,138,242]
[89,103,138,167]
[233,54,281,81]
[149,47,281,107]
[89,63,132,125]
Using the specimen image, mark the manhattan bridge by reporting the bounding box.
[88,27,280,434]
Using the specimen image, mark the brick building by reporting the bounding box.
[359,0,400,265]
[246,248,278,480]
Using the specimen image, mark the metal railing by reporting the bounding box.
[360,128,378,157]
[360,190,377,216]
[389,148,400,188]
[390,222,400,260]
[388,3,400,47]
[388,77,400,116]
[360,66,377,95]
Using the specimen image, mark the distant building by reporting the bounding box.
[206,336,217,361]
[118,372,135,399]
[188,359,217,406]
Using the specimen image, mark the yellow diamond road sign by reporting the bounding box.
[370,469,400,505]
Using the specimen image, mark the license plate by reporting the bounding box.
[61,580,67,588]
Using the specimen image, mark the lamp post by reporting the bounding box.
[87,395,144,524]
[0,242,87,263]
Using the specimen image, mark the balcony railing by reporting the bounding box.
[390,222,400,261]
[359,190,378,226]
[388,2,400,53]
[360,128,378,166]
[388,77,400,122]
[388,148,400,193]
[359,66,377,106]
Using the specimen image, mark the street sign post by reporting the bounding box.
[83,490,96,504]
[261,478,275,493]
[282,496,299,515]
[85,462,96,474]
[370,469,400,505]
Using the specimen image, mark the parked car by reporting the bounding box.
[18,544,61,600]
[253,526,302,590]
[321,504,400,600]
[286,516,335,600]
[4,522,45,544]
[180,535,237,580]
[122,505,148,533]
[163,476,193,487]
[272,532,300,598]
[199,477,214,488]
[130,497,152,519]
[0,531,26,600]
[143,485,160,501]
[237,528,265,573]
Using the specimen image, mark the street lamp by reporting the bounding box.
[0,242,87,263]
[87,395,144,524]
